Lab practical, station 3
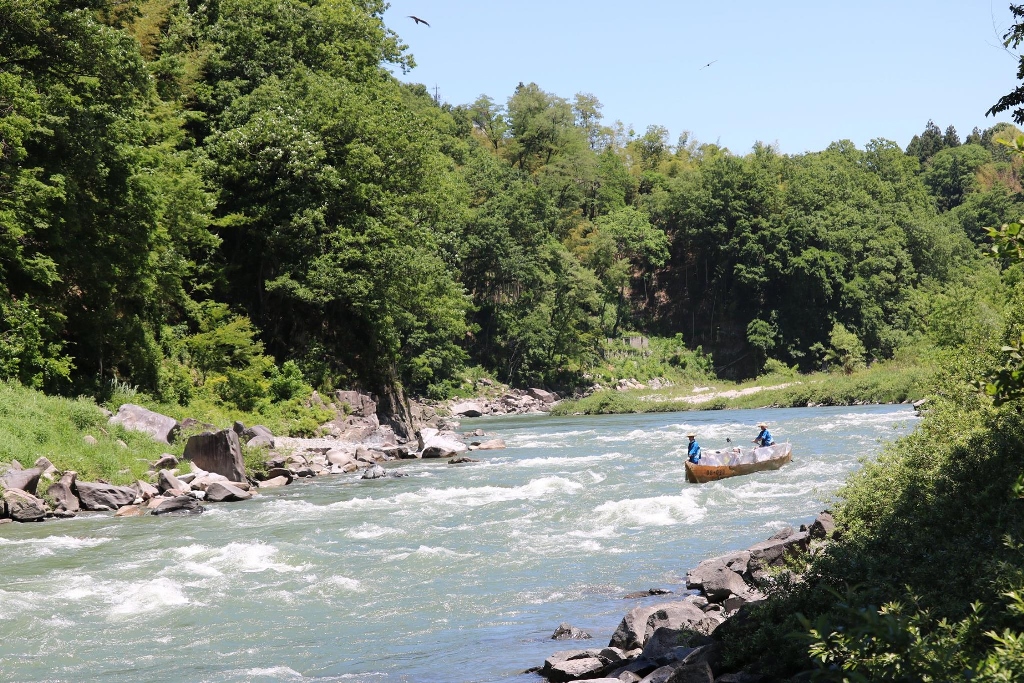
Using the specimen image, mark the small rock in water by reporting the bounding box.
[448,456,479,464]
[622,588,673,599]
[550,622,593,640]
[361,465,387,480]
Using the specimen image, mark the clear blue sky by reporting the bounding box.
[382,0,1022,154]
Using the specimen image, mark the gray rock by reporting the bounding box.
[698,566,751,603]
[1,467,42,495]
[475,439,506,450]
[542,650,609,682]
[205,481,252,503]
[157,469,185,494]
[259,476,290,488]
[450,401,485,417]
[232,420,246,435]
[334,390,377,418]
[747,530,810,574]
[421,433,468,458]
[641,628,699,664]
[75,481,137,511]
[182,429,245,482]
[242,425,274,442]
[190,473,229,490]
[180,417,216,432]
[686,551,750,589]
[552,622,593,640]
[3,489,46,522]
[150,495,204,516]
[610,604,664,651]
[47,471,79,513]
[152,454,179,470]
[527,387,557,403]
[135,480,160,501]
[247,435,274,449]
[641,660,713,683]
[644,600,717,640]
[114,504,145,517]
[83,435,98,445]
[109,404,180,444]
[809,511,837,540]
[624,588,674,599]
[361,465,387,480]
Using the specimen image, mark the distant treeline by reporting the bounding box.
[2,0,1022,406]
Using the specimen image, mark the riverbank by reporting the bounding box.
[552,356,936,416]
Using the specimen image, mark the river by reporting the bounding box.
[0,404,918,682]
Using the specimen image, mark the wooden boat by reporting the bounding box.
[684,442,792,483]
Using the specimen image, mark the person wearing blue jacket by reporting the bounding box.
[686,432,701,463]
[753,422,774,448]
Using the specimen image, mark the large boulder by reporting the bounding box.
[421,432,468,459]
[527,387,557,404]
[809,511,837,540]
[47,471,80,513]
[644,600,718,639]
[541,650,609,682]
[3,489,46,522]
[1,467,42,495]
[450,401,485,417]
[75,482,137,511]
[135,480,160,501]
[334,390,377,418]
[686,551,750,590]
[182,430,245,482]
[108,404,180,444]
[747,528,810,576]
[610,604,664,651]
[150,495,204,516]
[204,481,252,503]
[696,566,751,603]
[157,469,186,494]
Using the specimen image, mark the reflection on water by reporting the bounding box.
[0,404,917,682]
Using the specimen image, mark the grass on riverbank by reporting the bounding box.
[0,380,334,486]
[0,381,171,485]
[552,352,939,415]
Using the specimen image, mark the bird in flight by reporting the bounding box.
[408,15,430,26]
[700,60,717,70]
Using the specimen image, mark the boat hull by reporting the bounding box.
[684,447,792,483]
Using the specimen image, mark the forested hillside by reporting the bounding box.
[3,0,1023,410]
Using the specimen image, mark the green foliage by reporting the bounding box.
[827,322,867,375]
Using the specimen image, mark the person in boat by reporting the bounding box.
[686,432,701,464]
[752,422,774,448]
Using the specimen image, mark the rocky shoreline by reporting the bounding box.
[532,512,839,683]
[0,386,558,524]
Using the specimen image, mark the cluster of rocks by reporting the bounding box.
[535,513,839,683]
[443,387,559,419]
[579,378,675,397]
[2,383,528,524]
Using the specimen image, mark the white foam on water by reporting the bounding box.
[514,452,621,468]
[345,524,401,539]
[0,535,109,555]
[412,545,476,558]
[243,666,303,679]
[567,526,619,539]
[0,588,40,618]
[326,576,362,591]
[174,541,308,575]
[371,476,585,509]
[594,492,705,527]
[804,410,918,432]
[108,577,188,617]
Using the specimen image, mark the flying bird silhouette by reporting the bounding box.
[700,60,718,70]
[408,15,430,26]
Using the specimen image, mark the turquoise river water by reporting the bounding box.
[0,404,919,682]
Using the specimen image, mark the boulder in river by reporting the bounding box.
[450,401,484,417]
[421,432,468,458]
[1,467,42,495]
[75,481,137,511]
[108,403,180,444]
[204,481,252,502]
[150,495,204,516]
[3,489,46,522]
[47,471,80,513]
[552,622,593,640]
[157,469,186,494]
[182,429,246,482]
